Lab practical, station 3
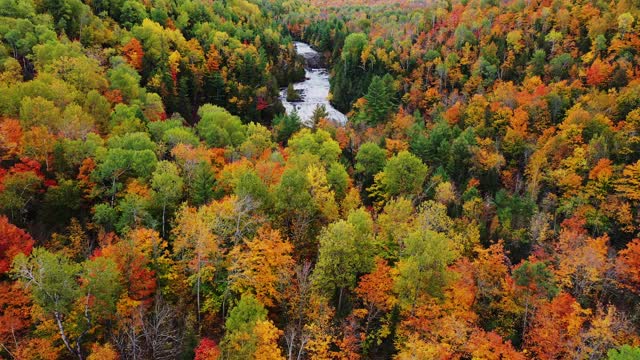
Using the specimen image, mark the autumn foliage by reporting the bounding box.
[0,216,34,273]
[2,0,640,358]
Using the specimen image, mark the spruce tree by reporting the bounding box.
[364,75,394,124]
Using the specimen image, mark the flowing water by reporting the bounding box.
[279,42,348,126]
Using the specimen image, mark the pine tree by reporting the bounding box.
[364,74,394,124]
[190,162,216,206]
[286,83,300,102]
[311,104,328,129]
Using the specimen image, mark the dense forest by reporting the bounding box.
[1,0,640,358]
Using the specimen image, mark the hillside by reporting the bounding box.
[1,0,640,358]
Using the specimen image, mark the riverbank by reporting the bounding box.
[278,42,347,126]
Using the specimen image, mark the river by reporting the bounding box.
[279,42,348,126]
